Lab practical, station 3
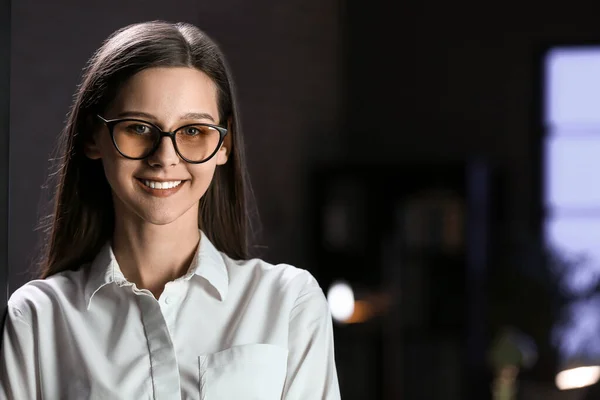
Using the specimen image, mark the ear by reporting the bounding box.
[215,118,232,165]
[83,132,102,160]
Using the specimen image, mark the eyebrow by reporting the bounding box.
[115,111,216,123]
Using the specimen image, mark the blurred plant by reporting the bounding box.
[540,243,600,369]
[515,232,600,299]
[488,231,594,384]
[552,295,600,364]
[497,230,600,385]
[488,326,538,400]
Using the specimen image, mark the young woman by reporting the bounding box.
[0,21,340,399]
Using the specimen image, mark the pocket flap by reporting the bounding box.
[198,343,289,400]
[200,343,288,369]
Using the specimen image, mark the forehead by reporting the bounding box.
[109,67,219,122]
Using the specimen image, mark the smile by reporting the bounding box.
[135,178,187,198]
[141,180,182,190]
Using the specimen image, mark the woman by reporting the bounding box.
[0,21,340,399]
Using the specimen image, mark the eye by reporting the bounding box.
[183,127,201,136]
[132,124,150,134]
[123,123,152,135]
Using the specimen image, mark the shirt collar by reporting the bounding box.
[84,230,229,309]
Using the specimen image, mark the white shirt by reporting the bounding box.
[0,231,340,399]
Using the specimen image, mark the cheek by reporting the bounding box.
[189,163,219,191]
[95,136,133,185]
[101,156,137,193]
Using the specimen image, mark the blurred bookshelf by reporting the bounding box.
[310,161,501,400]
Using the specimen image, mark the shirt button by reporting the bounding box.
[164,296,172,305]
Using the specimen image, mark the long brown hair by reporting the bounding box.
[37,21,258,278]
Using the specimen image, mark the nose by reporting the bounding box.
[146,136,180,168]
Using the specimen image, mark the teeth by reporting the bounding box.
[142,180,182,190]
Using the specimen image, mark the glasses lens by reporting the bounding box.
[175,125,222,162]
[112,121,158,158]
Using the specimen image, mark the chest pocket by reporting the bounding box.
[199,343,289,400]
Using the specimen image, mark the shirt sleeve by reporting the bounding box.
[282,272,341,400]
[0,305,38,400]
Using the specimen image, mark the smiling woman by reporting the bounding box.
[0,21,340,400]
[85,67,229,235]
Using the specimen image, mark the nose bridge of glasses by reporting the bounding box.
[150,129,179,157]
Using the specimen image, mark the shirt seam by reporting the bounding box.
[288,275,322,319]
[7,305,33,330]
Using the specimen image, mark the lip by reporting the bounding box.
[135,178,187,198]
[136,177,188,182]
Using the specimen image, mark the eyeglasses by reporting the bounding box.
[96,115,228,164]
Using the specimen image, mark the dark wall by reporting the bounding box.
[345,2,600,231]
[0,0,10,307]
[8,0,343,294]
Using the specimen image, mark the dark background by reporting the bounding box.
[3,1,600,399]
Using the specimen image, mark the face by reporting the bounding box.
[85,67,229,226]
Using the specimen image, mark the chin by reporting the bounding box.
[136,208,190,226]
[143,215,182,226]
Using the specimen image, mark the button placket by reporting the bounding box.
[161,281,184,308]
[159,283,182,336]
[138,294,181,399]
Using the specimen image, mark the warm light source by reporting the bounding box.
[326,281,355,323]
[556,365,600,390]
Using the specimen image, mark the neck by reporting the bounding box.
[111,207,201,299]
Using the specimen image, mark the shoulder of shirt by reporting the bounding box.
[221,253,325,303]
[6,265,90,321]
